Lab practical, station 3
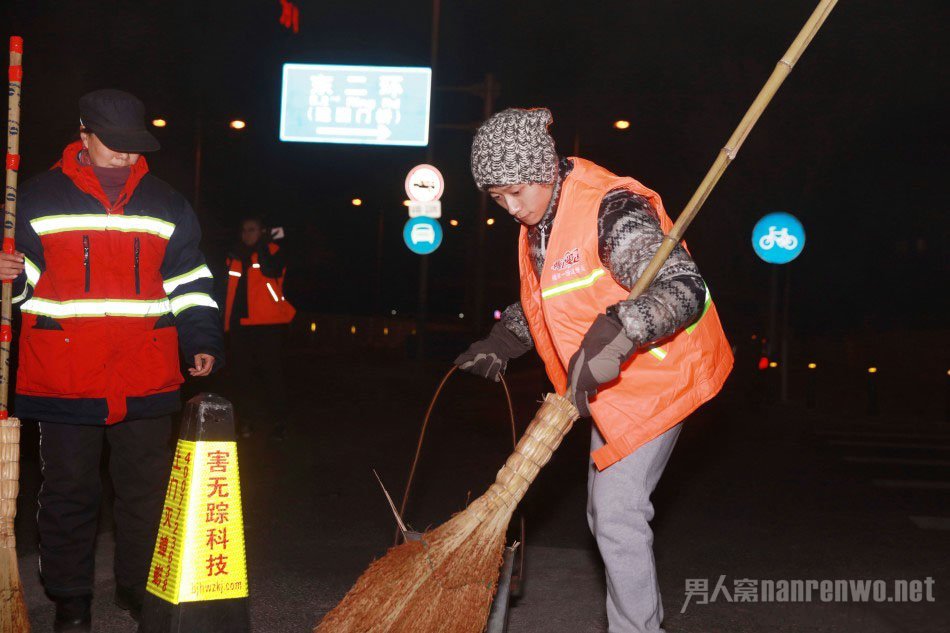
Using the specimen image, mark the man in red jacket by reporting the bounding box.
[0,89,222,631]
[224,216,295,439]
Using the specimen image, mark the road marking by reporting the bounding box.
[828,440,950,451]
[843,456,950,467]
[909,516,950,531]
[816,430,950,441]
[872,479,950,491]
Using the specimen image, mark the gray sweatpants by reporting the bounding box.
[587,423,683,633]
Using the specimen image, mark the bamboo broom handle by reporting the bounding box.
[627,0,839,302]
[1,37,23,418]
[1,36,24,550]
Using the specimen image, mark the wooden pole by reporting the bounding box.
[626,0,839,302]
[1,34,31,633]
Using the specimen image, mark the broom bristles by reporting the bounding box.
[1,417,29,631]
[315,395,577,633]
[0,551,29,632]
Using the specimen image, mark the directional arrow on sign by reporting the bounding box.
[314,124,392,142]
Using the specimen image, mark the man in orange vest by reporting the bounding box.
[456,108,733,632]
[225,217,296,439]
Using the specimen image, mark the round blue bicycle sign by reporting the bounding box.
[403,217,443,255]
[752,212,805,264]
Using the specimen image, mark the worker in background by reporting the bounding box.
[224,217,295,439]
[456,107,733,633]
[0,89,223,631]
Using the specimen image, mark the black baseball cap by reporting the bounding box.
[79,89,160,153]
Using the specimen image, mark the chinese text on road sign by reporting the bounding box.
[279,63,432,146]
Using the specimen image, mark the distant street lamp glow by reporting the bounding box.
[769,361,778,368]
[458,313,464,319]
[151,118,167,128]
[351,198,363,207]
[613,120,631,130]
[868,367,877,374]
[403,200,411,207]
[229,119,247,130]
[449,219,459,227]
[486,218,495,226]
[310,322,316,332]
[807,362,817,369]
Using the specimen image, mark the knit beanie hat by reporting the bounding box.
[471,107,557,190]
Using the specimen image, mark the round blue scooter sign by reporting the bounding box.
[752,212,805,264]
[403,217,443,255]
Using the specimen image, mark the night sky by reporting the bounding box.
[2,0,947,341]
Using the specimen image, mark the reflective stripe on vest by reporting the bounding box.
[170,293,219,316]
[21,297,171,318]
[541,268,606,299]
[23,256,41,286]
[163,265,213,294]
[31,214,176,239]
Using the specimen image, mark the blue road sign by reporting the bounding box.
[752,212,805,264]
[279,63,432,146]
[403,217,442,255]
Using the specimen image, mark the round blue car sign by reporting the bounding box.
[752,212,805,264]
[403,217,443,255]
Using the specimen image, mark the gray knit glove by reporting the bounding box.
[566,312,636,417]
[455,321,532,382]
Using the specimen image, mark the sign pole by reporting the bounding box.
[780,265,792,403]
[415,0,441,359]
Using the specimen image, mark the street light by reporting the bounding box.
[486,218,495,226]
[351,198,363,207]
[403,200,411,207]
[449,219,459,227]
[613,120,631,130]
[229,119,247,130]
[151,118,167,128]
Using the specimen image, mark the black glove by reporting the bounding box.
[566,310,635,417]
[455,321,532,382]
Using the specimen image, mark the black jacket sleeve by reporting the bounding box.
[160,196,225,371]
[12,177,47,306]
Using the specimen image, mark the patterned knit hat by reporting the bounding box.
[471,107,557,190]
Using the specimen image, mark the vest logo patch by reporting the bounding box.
[551,248,580,272]
[549,248,587,282]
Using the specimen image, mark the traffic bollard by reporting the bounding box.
[139,393,250,633]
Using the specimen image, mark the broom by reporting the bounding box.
[315,1,839,631]
[0,35,30,632]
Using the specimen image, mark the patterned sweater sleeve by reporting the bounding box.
[499,301,534,349]
[598,189,706,348]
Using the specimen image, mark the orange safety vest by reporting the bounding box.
[225,243,296,331]
[519,158,734,470]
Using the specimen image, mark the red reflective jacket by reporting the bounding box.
[224,243,295,331]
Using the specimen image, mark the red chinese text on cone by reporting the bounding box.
[147,440,248,603]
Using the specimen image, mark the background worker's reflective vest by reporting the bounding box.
[224,243,296,331]
[519,158,734,470]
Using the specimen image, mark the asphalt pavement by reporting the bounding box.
[13,352,950,632]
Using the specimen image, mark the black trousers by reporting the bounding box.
[37,416,172,598]
[228,324,289,427]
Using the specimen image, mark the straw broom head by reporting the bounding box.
[0,417,29,631]
[315,394,578,633]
